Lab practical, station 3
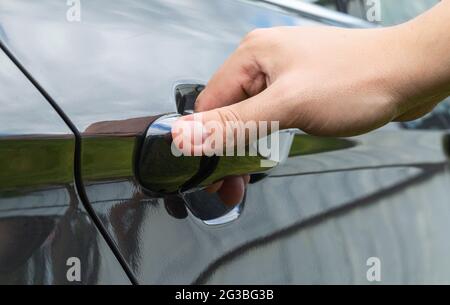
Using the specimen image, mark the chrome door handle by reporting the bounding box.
[136,113,295,196]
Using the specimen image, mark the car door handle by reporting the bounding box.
[136,113,295,196]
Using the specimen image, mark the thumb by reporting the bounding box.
[171,84,284,156]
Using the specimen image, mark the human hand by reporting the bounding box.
[172,6,450,205]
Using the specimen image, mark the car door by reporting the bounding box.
[0,44,130,284]
[2,0,450,284]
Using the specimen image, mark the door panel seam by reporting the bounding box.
[0,40,139,285]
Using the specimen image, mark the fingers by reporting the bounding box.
[205,175,248,207]
[205,175,249,206]
[171,29,278,206]
[217,176,246,206]
[206,180,223,193]
[195,39,267,112]
[172,82,287,156]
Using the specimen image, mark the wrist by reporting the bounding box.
[360,25,422,116]
[389,2,450,109]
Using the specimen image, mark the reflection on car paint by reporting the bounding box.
[0,47,130,284]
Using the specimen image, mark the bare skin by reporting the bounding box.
[172,0,450,206]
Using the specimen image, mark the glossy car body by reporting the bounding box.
[1,0,450,284]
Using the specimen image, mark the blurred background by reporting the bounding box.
[303,0,438,25]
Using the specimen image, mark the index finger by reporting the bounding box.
[195,45,267,112]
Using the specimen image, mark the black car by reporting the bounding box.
[1,0,450,284]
